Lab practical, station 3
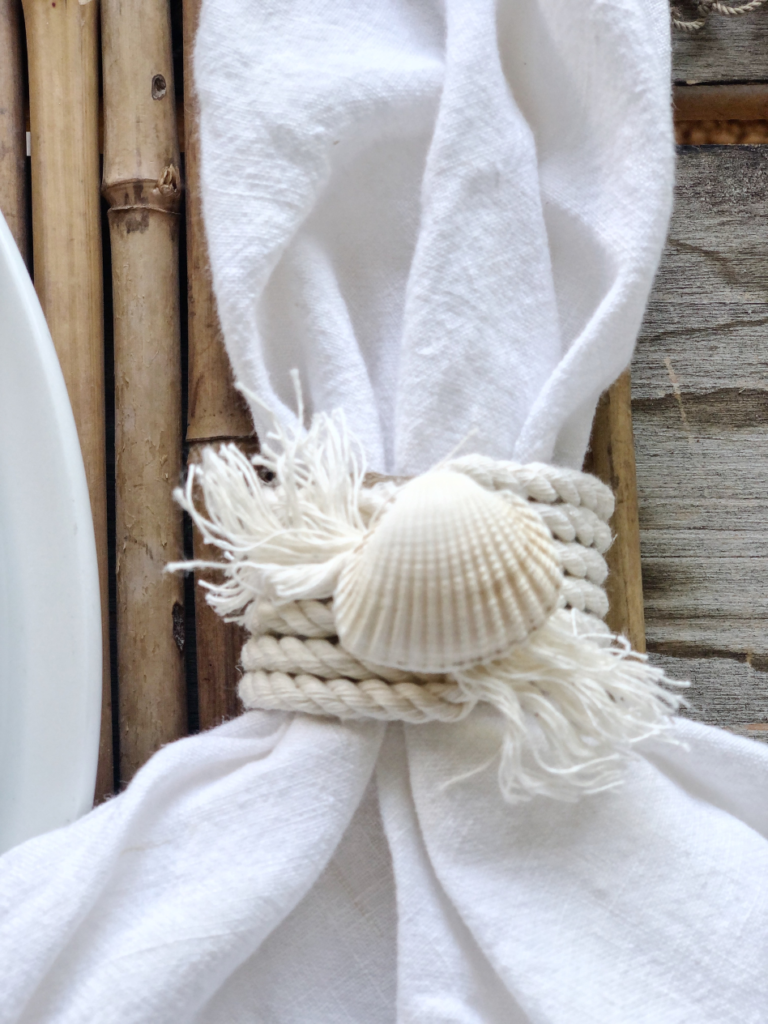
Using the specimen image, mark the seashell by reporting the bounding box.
[334,470,562,673]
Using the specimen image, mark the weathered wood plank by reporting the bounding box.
[651,147,768,304]
[643,557,768,619]
[649,620,768,660]
[633,397,768,511]
[634,143,768,733]
[633,307,768,397]
[672,15,768,84]
[653,653,768,740]
[640,530,768,559]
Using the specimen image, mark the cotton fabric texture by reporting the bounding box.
[1,0,768,1021]
[198,0,673,474]
[1,716,767,1023]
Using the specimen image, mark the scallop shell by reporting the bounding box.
[334,470,562,673]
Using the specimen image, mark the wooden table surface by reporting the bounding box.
[635,17,768,739]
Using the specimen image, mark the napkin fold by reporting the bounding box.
[1,717,767,1022]
[2,1,768,1021]
[197,0,673,472]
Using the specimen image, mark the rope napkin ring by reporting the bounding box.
[171,394,684,802]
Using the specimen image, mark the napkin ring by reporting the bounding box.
[172,402,684,802]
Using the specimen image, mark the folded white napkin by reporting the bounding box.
[197,0,673,473]
[1,715,767,1022]
[1,1,767,1021]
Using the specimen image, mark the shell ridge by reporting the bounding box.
[334,470,563,673]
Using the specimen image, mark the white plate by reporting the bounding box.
[0,210,101,854]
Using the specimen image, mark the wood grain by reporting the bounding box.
[0,0,26,261]
[22,0,114,798]
[652,653,768,741]
[672,13,768,83]
[182,0,251,445]
[186,443,245,728]
[183,0,253,731]
[674,84,768,123]
[102,0,187,783]
[634,144,768,734]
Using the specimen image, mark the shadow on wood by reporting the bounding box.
[584,370,647,654]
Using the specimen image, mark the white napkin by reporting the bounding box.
[2,1,768,1021]
[1,716,767,1022]
[198,0,673,473]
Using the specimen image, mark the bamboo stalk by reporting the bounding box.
[183,0,253,730]
[182,0,251,448]
[186,447,245,727]
[0,0,27,261]
[586,370,646,653]
[22,0,113,801]
[102,0,186,783]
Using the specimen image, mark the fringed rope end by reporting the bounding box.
[169,398,368,616]
[455,610,687,802]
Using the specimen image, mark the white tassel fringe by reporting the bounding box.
[170,384,368,613]
[454,610,683,802]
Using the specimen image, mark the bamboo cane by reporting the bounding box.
[101,0,187,783]
[22,0,113,801]
[183,0,253,730]
[586,369,646,653]
[185,448,247,728]
[0,0,27,261]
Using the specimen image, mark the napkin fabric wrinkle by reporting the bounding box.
[1,0,768,1021]
[196,0,673,475]
[1,717,767,1022]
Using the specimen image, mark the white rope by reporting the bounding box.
[560,578,610,619]
[241,634,436,685]
[671,0,767,31]
[237,607,683,801]
[537,504,612,553]
[447,456,615,521]
[236,459,617,721]
[239,671,470,723]
[243,599,336,638]
[553,541,608,585]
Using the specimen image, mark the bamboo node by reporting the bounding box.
[103,173,183,216]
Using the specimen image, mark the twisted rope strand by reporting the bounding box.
[242,634,433,684]
[447,456,615,521]
[554,541,608,585]
[240,670,471,722]
[671,0,767,31]
[244,598,336,638]
[537,504,612,553]
[561,578,610,620]
[711,0,767,14]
